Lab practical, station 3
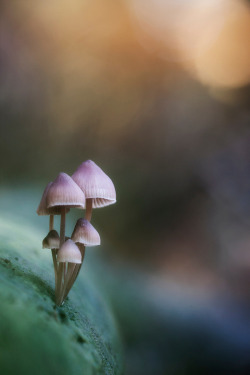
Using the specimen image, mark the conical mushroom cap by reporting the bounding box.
[42,230,60,249]
[37,182,70,215]
[46,173,85,209]
[71,218,100,246]
[72,160,116,208]
[57,239,82,263]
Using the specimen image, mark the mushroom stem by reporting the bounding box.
[63,263,66,279]
[85,199,93,221]
[75,245,85,279]
[57,262,67,305]
[63,246,85,301]
[59,263,75,305]
[56,207,66,305]
[49,215,54,231]
[49,214,57,286]
[56,266,63,305]
[60,208,66,246]
[51,249,58,285]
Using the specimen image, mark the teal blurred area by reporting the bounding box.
[1,0,250,374]
[1,188,250,375]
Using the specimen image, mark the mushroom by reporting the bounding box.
[57,239,82,263]
[37,182,70,283]
[72,160,116,221]
[42,229,60,283]
[46,172,85,303]
[63,219,101,300]
[62,243,85,302]
[57,239,82,305]
[71,218,101,246]
[42,230,60,249]
[46,172,85,246]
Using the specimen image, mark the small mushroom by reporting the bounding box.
[57,239,82,263]
[72,160,116,220]
[62,244,85,301]
[71,218,100,247]
[42,230,60,249]
[63,219,100,300]
[42,229,60,284]
[57,239,82,304]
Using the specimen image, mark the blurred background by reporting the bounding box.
[1,0,250,374]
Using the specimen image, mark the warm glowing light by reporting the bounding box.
[131,0,250,88]
[130,0,228,59]
[193,1,250,88]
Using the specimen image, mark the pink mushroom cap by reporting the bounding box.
[72,160,116,208]
[57,239,82,263]
[71,218,100,246]
[37,182,70,215]
[46,173,85,209]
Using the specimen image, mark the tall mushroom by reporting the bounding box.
[46,173,86,245]
[46,172,85,303]
[37,182,69,282]
[72,160,116,221]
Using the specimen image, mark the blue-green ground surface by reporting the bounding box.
[0,187,123,375]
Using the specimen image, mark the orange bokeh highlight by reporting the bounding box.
[131,0,250,89]
[192,0,250,88]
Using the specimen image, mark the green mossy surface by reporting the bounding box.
[0,191,123,375]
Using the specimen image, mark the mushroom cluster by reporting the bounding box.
[37,160,116,306]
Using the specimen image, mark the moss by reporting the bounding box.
[0,212,123,375]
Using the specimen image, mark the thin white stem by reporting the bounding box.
[56,264,63,305]
[49,215,57,288]
[56,207,66,305]
[63,263,66,279]
[60,263,75,304]
[85,199,93,221]
[60,208,66,246]
[49,215,54,231]
[63,246,85,301]
[51,249,58,285]
[63,265,77,301]
[74,246,85,281]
